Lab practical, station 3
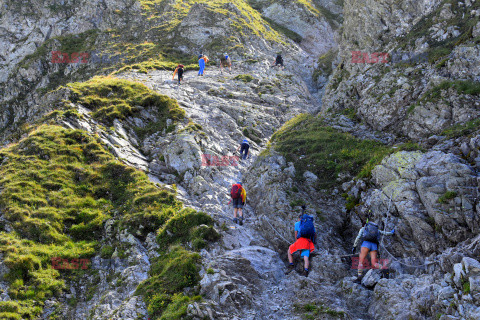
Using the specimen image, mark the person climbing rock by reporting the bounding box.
[220,52,232,73]
[272,53,284,69]
[286,206,315,277]
[198,54,206,76]
[230,182,246,225]
[172,64,184,84]
[236,139,250,160]
[352,221,394,282]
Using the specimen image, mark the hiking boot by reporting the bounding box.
[285,264,295,275]
[353,274,363,284]
[303,269,309,277]
[239,217,243,226]
[233,218,238,224]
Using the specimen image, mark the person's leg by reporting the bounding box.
[244,146,249,159]
[285,246,296,273]
[233,204,238,224]
[303,255,309,270]
[370,250,379,269]
[238,207,243,218]
[358,246,370,277]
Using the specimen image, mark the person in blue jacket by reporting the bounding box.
[198,54,206,76]
[236,139,250,160]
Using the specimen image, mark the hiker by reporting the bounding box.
[230,182,246,225]
[172,64,184,84]
[236,139,250,160]
[272,53,284,69]
[352,221,394,281]
[286,206,315,277]
[198,54,206,76]
[220,53,232,73]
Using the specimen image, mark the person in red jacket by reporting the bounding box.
[230,182,246,225]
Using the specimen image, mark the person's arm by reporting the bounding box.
[353,227,364,248]
[380,228,395,236]
[295,230,298,238]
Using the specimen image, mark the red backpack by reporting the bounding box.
[230,184,242,199]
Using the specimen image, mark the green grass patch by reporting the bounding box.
[0,124,197,317]
[313,49,336,82]
[206,268,215,274]
[340,107,358,120]
[344,194,360,211]
[234,74,255,83]
[290,199,306,208]
[271,114,391,188]
[421,80,480,104]
[139,0,286,45]
[463,280,470,294]
[135,246,202,319]
[442,118,480,138]
[294,302,346,318]
[156,209,220,251]
[67,76,185,132]
[438,191,457,204]
[395,142,425,152]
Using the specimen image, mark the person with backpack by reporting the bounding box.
[220,53,232,73]
[230,182,246,225]
[286,205,315,277]
[198,54,206,76]
[172,64,184,84]
[272,53,284,69]
[352,221,395,280]
[236,139,250,160]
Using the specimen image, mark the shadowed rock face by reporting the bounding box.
[322,0,480,140]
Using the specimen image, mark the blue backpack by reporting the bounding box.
[363,222,380,243]
[298,214,315,242]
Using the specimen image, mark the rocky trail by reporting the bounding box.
[111,62,332,319]
[53,53,349,320]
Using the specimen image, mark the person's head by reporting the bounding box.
[237,181,242,186]
[224,52,228,56]
[243,139,248,143]
[198,54,203,59]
